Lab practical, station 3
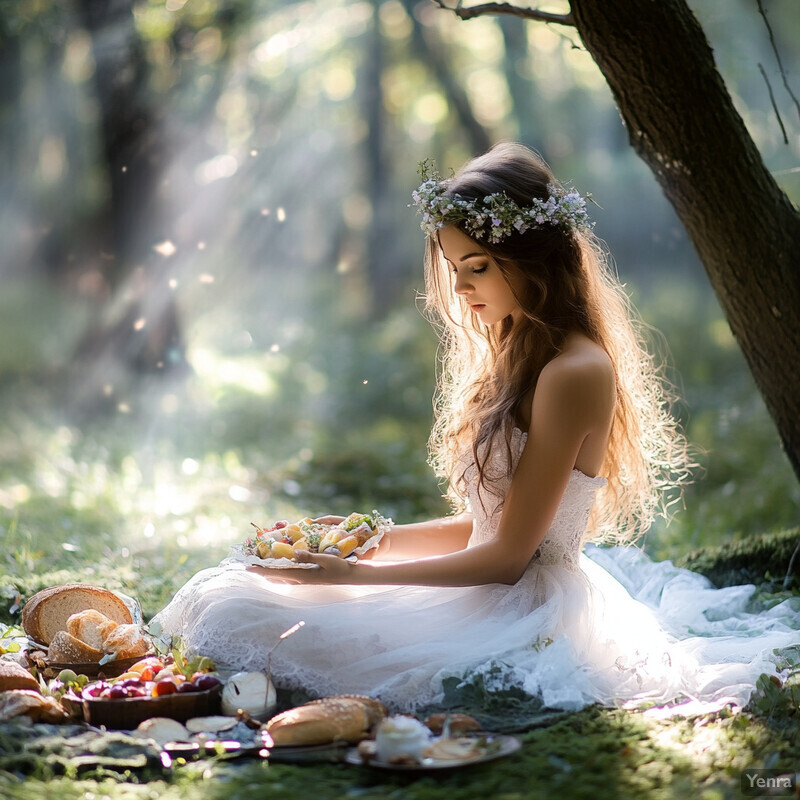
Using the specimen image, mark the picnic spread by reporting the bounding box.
[0,582,520,772]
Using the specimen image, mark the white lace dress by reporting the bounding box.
[150,429,800,712]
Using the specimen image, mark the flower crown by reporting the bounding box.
[411,160,593,243]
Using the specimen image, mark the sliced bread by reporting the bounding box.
[101,624,150,659]
[0,660,40,693]
[22,584,132,646]
[46,631,105,663]
[66,609,117,651]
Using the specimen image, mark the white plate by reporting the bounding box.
[225,530,385,569]
[344,734,522,771]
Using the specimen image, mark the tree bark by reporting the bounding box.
[568,0,800,480]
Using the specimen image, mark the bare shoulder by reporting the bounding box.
[541,334,614,386]
[534,334,615,425]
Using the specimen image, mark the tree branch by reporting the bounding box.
[756,0,800,124]
[758,62,788,145]
[432,1,575,27]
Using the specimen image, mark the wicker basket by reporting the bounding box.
[83,684,222,729]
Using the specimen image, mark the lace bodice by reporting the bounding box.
[465,427,606,568]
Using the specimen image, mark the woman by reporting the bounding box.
[151,143,798,713]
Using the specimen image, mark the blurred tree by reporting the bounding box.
[75,0,184,376]
[437,0,800,482]
[362,0,494,309]
[403,0,491,154]
[0,13,25,268]
[70,0,252,391]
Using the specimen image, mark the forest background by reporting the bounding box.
[1,0,799,621]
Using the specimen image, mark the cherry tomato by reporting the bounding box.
[152,679,178,697]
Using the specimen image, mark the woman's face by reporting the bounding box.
[437,225,522,326]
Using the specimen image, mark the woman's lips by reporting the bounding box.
[470,304,486,312]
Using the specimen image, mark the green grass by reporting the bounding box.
[2,697,800,800]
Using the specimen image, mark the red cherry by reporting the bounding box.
[274,520,287,529]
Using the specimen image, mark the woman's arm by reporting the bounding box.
[252,344,615,588]
[372,514,473,560]
[310,512,474,560]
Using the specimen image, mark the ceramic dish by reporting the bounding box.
[345,734,522,772]
[267,740,352,763]
[161,739,269,765]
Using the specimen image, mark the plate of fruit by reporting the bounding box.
[228,511,392,569]
[80,654,223,729]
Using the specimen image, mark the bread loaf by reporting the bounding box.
[423,712,482,736]
[0,660,40,693]
[101,624,150,659]
[47,631,105,663]
[0,690,69,723]
[22,584,133,646]
[304,694,388,727]
[66,609,117,651]
[266,697,380,746]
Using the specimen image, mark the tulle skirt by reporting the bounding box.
[150,546,800,713]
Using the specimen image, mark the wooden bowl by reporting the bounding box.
[83,684,222,730]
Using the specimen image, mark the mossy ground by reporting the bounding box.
[1,700,798,800]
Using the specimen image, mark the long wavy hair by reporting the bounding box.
[423,142,693,544]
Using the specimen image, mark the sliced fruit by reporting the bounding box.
[319,529,345,552]
[284,523,304,543]
[337,535,359,558]
[256,540,271,559]
[270,541,295,560]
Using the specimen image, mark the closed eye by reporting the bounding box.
[451,264,488,275]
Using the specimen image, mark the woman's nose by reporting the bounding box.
[453,272,471,294]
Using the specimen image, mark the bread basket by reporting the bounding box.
[83,683,222,729]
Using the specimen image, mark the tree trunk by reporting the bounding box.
[568,0,800,480]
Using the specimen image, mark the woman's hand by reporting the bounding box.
[245,550,354,585]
